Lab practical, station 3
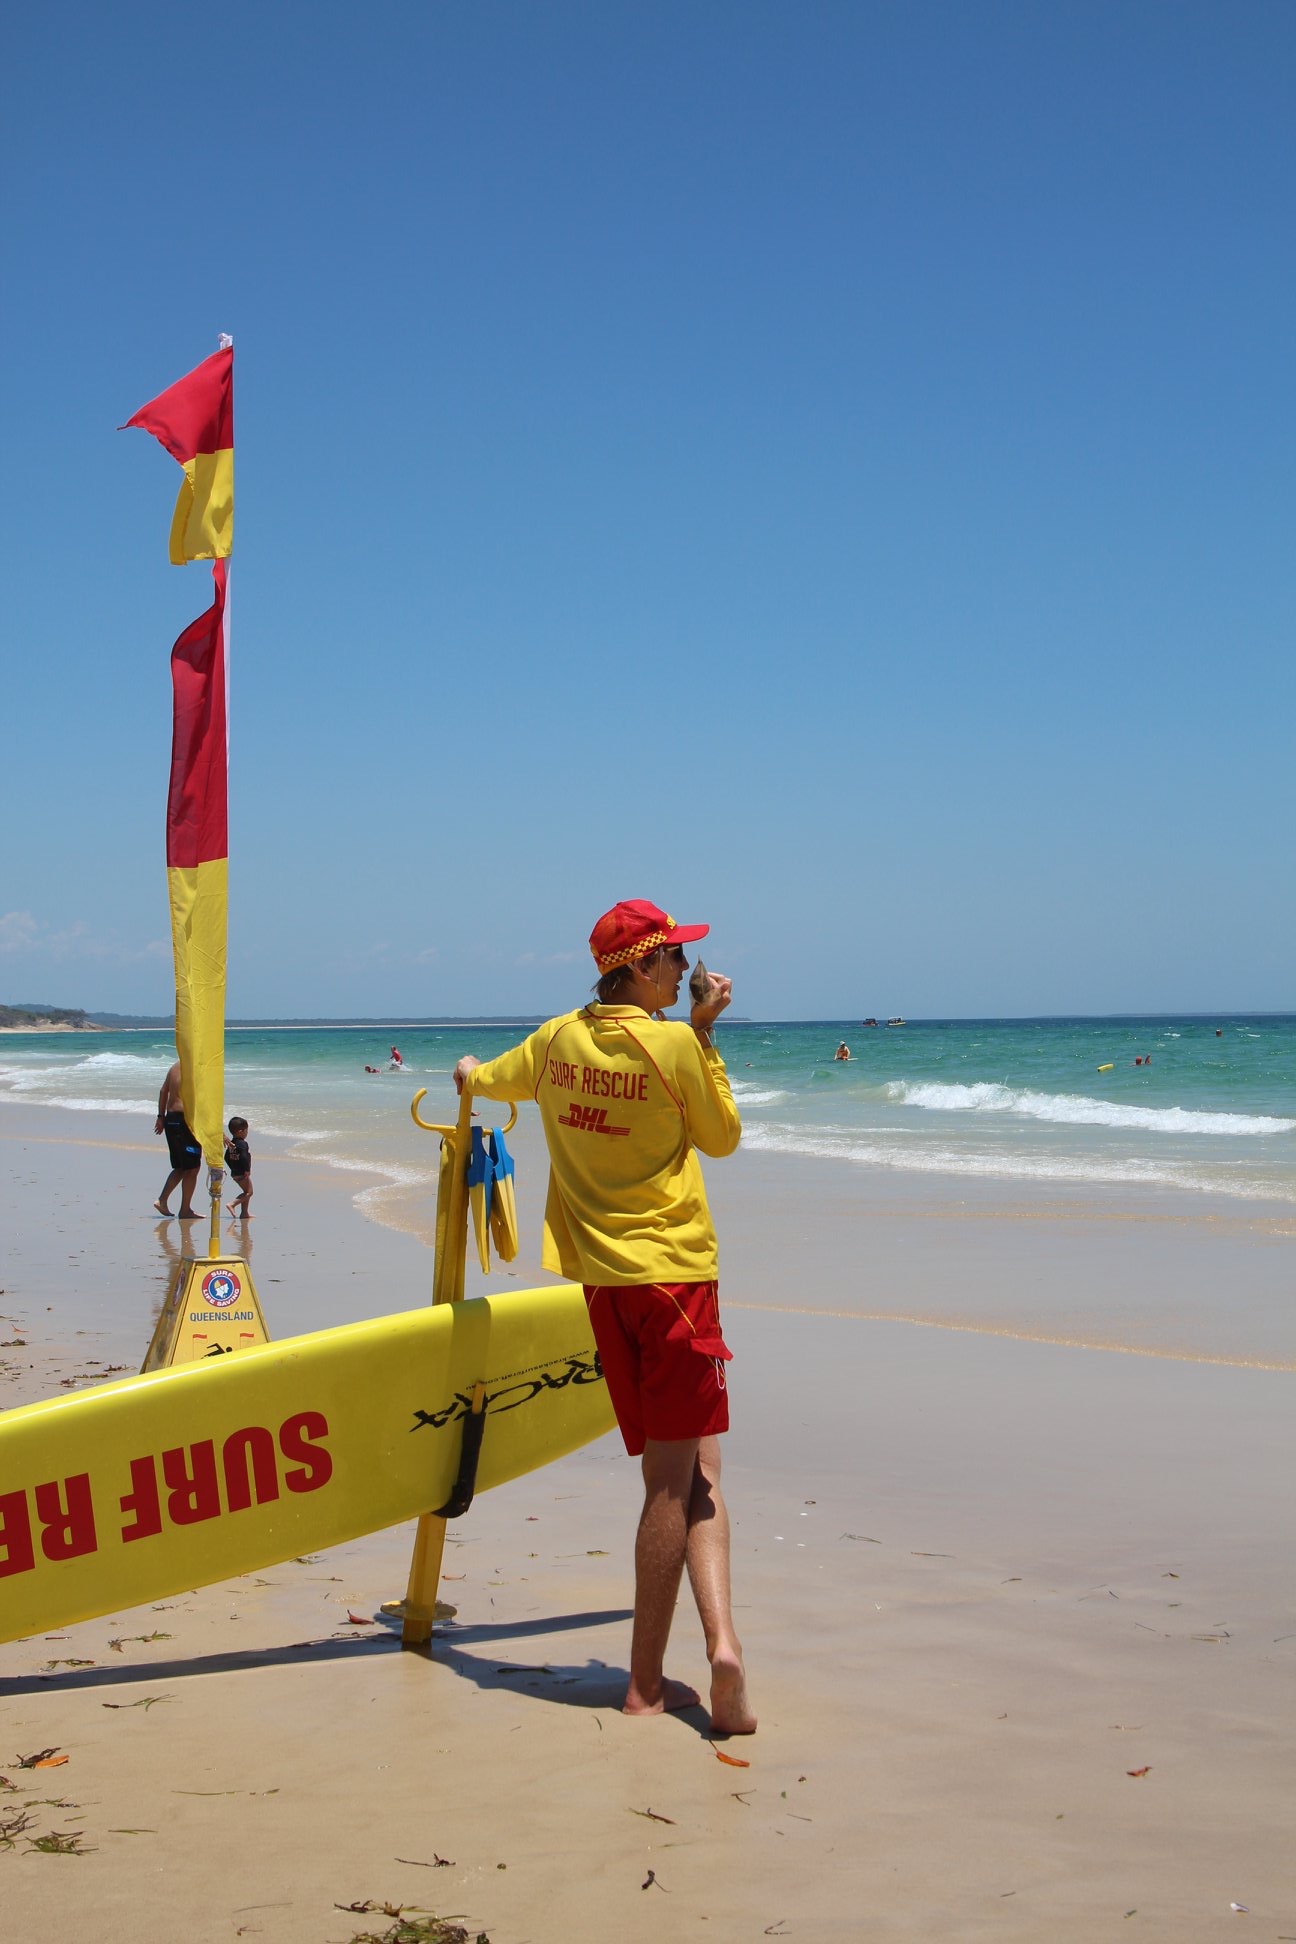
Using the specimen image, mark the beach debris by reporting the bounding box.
[345,1611,379,1625]
[16,1749,67,1769]
[1,1809,35,1848]
[1229,1903,1249,1913]
[108,1632,172,1652]
[43,1657,94,1670]
[336,1920,490,1944]
[395,1855,455,1868]
[102,1695,172,1710]
[1126,1766,1151,1778]
[840,1533,881,1543]
[911,1551,953,1559]
[108,1827,158,1835]
[28,1828,95,1855]
[1190,1632,1229,1643]
[713,1749,751,1768]
[764,1925,791,1937]
[731,1790,754,1805]
[641,1868,666,1891]
[337,1904,406,1919]
[629,1807,677,1824]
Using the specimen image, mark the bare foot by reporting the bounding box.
[709,1649,757,1735]
[154,1200,172,1216]
[177,1207,199,1219]
[622,1676,701,1717]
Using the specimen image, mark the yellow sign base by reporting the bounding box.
[142,1254,271,1371]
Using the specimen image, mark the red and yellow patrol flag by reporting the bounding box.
[123,345,233,564]
[124,341,235,1175]
[165,561,229,1168]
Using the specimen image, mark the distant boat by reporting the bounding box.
[861,1017,878,1027]
[885,1017,906,1027]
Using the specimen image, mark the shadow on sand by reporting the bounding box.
[0,1606,636,1701]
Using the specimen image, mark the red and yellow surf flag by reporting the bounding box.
[123,345,233,564]
[165,561,229,1168]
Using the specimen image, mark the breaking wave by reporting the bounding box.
[883,1081,1294,1139]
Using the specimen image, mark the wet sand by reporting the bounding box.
[1,1104,1293,1941]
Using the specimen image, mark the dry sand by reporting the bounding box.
[1,1104,1293,1942]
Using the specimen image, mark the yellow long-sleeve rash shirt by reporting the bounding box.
[466,1004,741,1286]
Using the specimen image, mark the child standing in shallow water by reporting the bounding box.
[225,1116,253,1218]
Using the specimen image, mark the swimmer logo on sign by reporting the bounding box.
[201,1269,242,1309]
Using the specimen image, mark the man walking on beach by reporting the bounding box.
[453,899,756,1735]
[154,1059,201,1218]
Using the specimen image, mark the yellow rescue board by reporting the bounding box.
[0,1284,612,1643]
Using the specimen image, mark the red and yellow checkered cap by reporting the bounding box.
[589,899,710,975]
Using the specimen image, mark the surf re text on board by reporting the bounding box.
[0,1411,332,1578]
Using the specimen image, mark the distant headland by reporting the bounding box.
[0,1003,100,1032]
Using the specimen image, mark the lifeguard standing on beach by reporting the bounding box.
[453,898,756,1735]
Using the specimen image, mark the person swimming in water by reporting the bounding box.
[834,1042,852,1062]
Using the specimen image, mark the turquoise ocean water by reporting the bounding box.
[2,1014,1294,1210]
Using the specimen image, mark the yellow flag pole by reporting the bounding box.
[207,1165,224,1260]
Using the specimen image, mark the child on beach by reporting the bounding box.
[224,1116,253,1218]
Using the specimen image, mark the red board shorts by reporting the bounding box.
[582,1281,733,1457]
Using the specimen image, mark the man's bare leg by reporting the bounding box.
[686,1436,757,1734]
[624,1437,702,1715]
[177,1165,200,1219]
[155,1168,183,1216]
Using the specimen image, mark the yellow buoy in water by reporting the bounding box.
[1097,1063,1114,1072]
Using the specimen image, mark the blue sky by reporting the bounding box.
[3,1,1292,1020]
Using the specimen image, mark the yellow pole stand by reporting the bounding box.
[395,1087,474,1648]
[392,1089,519,1647]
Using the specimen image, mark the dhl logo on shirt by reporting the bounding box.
[557,1103,631,1137]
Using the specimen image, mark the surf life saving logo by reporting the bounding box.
[200,1269,242,1309]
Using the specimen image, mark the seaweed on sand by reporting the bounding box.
[336,1911,489,1944]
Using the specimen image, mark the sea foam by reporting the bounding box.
[739,1122,1296,1201]
[883,1080,1294,1139]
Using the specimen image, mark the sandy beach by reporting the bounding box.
[2,1102,1293,1941]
